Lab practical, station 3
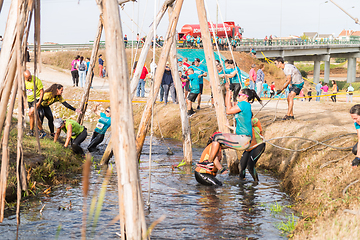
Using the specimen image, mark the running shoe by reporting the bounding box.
[26,130,34,136]
[50,133,55,138]
[197,105,201,110]
[282,115,290,120]
[39,130,47,139]
[187,109,196,117]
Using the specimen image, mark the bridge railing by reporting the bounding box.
[236,39,360,47]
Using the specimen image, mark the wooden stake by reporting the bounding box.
[135,0,184,161]
[168,6,192,164]
[101,0,146,239]
[195,0,238,173]
[77,16,103,124]
[129,0,175,99]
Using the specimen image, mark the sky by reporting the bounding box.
[0,0,359,44]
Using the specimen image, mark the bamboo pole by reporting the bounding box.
[195,0,238,173]
[101,0,146,239]
[129,0,175,99]
[77,16,103,124]
[168,7,192,164]
[135,0,184,161]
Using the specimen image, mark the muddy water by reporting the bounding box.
[0,135,295,239]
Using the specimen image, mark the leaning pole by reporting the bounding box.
[101,0,146,239]
[195,0,238,173]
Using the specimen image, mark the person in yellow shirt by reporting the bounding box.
[39,84,81,137]
[24,70,46,138]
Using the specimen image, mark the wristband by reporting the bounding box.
[219,167,227,174]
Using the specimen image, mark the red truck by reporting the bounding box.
[178,21,243,40]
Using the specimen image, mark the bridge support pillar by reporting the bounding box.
[324,60,330,83]
[347,58,357,83]
[313,60,320,84]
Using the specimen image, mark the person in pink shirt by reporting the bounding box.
[71,55,79,87]
[321,83,329,102]
[249,64,256,90]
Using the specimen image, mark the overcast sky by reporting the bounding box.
[0,0,359,44]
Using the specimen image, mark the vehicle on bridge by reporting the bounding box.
[178,22,243,40]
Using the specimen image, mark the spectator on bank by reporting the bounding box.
[264,36,268,46]
[269,35,273,46]
[0,35,3,51]
[98,54,104,78]
[347,84,354,103]
[262,80,269,98]
[134,61,149,98]
[161,62,176,104]
[331,80,338,102]
[71,55,79,87]
[270,82,276,98]
[124,34,128,48]
[256,64,265,97]
[321,83,329,102]
[249,64,256,90]
[316,81,322,101]
[78,56,87,88]
[308,88,313,102]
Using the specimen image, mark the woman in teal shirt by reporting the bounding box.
[202,83,262,171]
[88,104,111,152]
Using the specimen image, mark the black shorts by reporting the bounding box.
[187,92,199,102]
[28,99,40,108]
[289,86,301,95]
[199,84,203,94]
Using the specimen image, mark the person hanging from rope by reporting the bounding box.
[350,104,360,168]
[194,133,228,186]
[239,117,266,182]
[200,85,262,176]
[24,70,46,138]
[188,58,207,110]
[38,84,81,137]
[88,104,111,152]
[53,118,87,155]
[274,57,304,120]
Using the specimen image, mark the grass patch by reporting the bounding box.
[269,201,284,213]
[276,213,297,236]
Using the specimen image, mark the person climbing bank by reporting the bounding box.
[274,57,304,120]
[201,84,262,173]
[88,104,111,152]
[53,118,87,155]
[188,58,207,110]
[39,84,81,137]
[194,134,228,186]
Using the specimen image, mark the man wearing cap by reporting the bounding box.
[188,58,207,110]
[177,58,187,75]
[249,64,256,90]
[274,57,304,120]
[53,118,87,155]
[24,70,46,138]
[161,62,176,104]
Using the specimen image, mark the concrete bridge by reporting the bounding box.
[236,43,360,83]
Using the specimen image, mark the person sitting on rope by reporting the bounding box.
[239,117,266,182]
[350,104,360,168]
[194,133,228,186]
[204,85,262,171]
[88,104,111,152]
[39,84,81,137]
[274,57,304,120]
[53,118,87,155]
[186,68,201,117]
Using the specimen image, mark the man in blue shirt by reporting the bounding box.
[315,81,323,101]
[88,104,111,152]
[224,59,242,102]
[186,68,201,116]
[188,58,207,110]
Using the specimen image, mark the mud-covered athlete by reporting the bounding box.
[195,134,228,186]
[274,57,304,120]
[239,118,266,181]
[203,84,262,172]
[88,104,111,152]
[350,104,360,167]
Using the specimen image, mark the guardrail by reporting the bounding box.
[236,39,360,47]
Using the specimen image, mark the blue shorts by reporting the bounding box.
[290,82,304,95]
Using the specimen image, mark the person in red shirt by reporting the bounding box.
[270,81,276,98]
[134,61,149,98]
